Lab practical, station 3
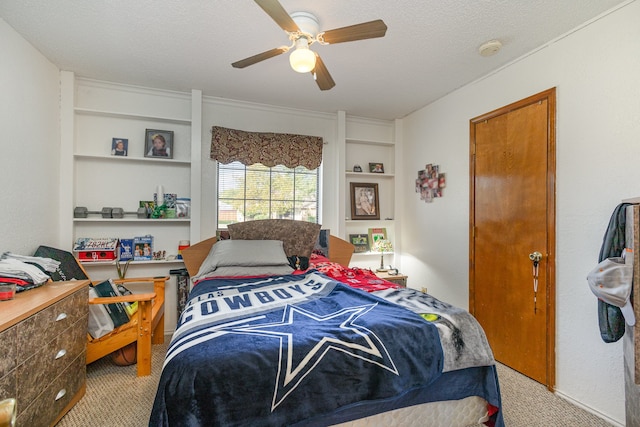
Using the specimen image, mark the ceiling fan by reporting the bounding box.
[231,0,387,91]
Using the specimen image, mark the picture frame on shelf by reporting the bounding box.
[369,162,384,173]
[368,227,388,246]
[139,201,155,218]
[144,129,173,159]
[349,233,370,253]
[350,182,380,220]
[133,235,153,261]
[111,138,128,156]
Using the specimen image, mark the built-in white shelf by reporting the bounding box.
[80,259,185,267]
[345,138,395,147]
[345,219,395,224]
[352,251,396,256]
[346,172,395,178]
[74,153,191,166]
[73,218,190,223]
[74,107,191,125]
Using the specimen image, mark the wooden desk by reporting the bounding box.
[375,271,408,287]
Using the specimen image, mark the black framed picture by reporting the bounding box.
[350,182,380,220]
[369,162,384,173]
[349,233,370,253]
[144,129,173,159]
[111,138,128,156]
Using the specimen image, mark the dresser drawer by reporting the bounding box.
[16,353,85,427]
[16,317,86,404]
[17,288,87,356]
[0,370,16,403]
[0,325,17,379]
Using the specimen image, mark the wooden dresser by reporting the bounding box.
[0,280,89,427]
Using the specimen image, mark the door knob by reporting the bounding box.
[529,252,542,263]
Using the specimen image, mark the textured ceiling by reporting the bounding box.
[0,0,630,119]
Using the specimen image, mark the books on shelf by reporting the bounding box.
[119,238,134,261]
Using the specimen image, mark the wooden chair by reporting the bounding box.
[32,246,167,377]
[86,276,167,377]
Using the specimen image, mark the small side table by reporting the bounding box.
[375,271,408,287]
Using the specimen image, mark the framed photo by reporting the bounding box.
[111,138,128,156]
[133,235,153,261]
[139,200,155,218]
[144,129,173,159]
[368,227,388,246]
[350,182,380,220]
[349,233,370,253]
[369,163,384,173]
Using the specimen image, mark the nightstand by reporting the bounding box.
[375,271,408,287]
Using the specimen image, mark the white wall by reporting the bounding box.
[199,98,340,241]
[0,18,61,253]
[399,2,640,424]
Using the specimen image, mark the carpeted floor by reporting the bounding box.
[57,341,614,426]
[494,363,613,426]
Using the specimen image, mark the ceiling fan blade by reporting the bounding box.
[254,0,300,33]
[320,19,387,44]
[232,47,287,69]
[312,53,335,91]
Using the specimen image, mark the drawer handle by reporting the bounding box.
[55,313,68,322]
[55,389,66,401]
[55,349,67,360]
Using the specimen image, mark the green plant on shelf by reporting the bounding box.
[115,259,132,279]
[151,203,168,219]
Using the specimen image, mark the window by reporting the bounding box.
[217,162,319,229]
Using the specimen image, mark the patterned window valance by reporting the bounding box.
[210,126,323,170]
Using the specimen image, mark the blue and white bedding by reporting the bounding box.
[149,270,503,427]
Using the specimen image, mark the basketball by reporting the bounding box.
[111,342,137,366]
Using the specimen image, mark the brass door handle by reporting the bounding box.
[529,252,542,263]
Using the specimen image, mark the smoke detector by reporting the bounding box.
[479,40,502,57]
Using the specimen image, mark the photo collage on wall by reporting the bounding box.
[416,163,446,203]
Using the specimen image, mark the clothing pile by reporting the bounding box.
[0,252,60,291]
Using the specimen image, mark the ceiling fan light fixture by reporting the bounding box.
[231,1,386,90]
[289,38,316,73]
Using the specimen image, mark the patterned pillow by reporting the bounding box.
[228,219,321,258]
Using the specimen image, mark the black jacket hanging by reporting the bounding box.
[596,202,631,343]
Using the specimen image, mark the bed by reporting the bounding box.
[150,220,503,427]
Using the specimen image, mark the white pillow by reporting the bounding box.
[194,240,290,280]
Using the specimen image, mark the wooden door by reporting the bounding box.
[469,88,556,389]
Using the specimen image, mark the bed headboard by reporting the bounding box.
[181,220,355,277]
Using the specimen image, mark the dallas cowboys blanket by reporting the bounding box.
[149,271,502,427]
